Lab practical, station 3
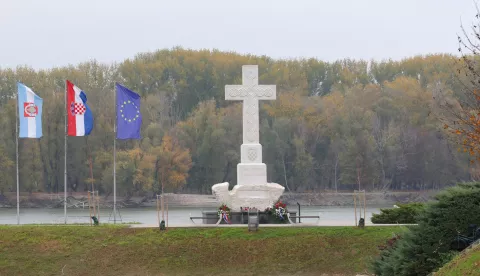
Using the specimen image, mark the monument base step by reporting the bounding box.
[211,182,285,210]
[200,211,296,224]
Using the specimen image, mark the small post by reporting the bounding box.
[157,194,165,230]
[91,187,97,221]
[161,193,164,221]
[248,208,259,231]
[88,191,92,226]
[156,194,160,227]
[166,196,169,229]
[241,207,244,224]
[96,191,100,223]
[354,191,357,227]
[363,190,366,225]
[297,202,301,223]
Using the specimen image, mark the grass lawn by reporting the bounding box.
[435,244,480,276]
[0,225,404,276]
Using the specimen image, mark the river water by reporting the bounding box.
[0,205,392,226]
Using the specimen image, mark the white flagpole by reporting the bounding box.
[64,80,68,224]
[113,82,117,224]
[15,84,20,225]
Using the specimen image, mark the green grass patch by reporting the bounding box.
[435,245,480,276]
[0,225,402,276]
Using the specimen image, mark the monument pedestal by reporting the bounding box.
[212,180,285,210]
[237,163,267,186]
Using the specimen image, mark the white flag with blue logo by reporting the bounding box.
[18,83,43,138]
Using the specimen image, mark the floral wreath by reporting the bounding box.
[217,204,231,224]
[271,200,288,221]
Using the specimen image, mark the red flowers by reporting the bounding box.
[274,201,286,209]
[219,204,230,211]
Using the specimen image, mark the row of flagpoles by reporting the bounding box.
[15,81,142,225]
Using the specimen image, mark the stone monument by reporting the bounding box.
[211,65,285,211]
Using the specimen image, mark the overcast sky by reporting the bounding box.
[0,0,477,69]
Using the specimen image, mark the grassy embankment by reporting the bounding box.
[0,225,402,276]
[435,244,480,276]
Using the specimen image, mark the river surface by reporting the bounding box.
[0,205,393,226]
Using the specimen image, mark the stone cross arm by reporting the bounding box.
[223,65,277,145]
[225,65,276,101]
[225,85,276,100]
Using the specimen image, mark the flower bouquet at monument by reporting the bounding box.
[265,200,288,223]
[217,204,231,224]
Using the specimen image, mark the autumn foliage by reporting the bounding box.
[0,47,475,196]
[154,134,192,193]
[439,6,480,163]
[443,90,480,163]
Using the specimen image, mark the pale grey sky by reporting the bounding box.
[0,0,477,69]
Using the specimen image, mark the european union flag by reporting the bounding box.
[116,83,142,139]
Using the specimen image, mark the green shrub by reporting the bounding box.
[372,182,480,276]
[371,203,425,224]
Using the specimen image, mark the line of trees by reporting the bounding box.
[0,48,475,196]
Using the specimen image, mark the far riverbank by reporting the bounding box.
[0,190,437,209]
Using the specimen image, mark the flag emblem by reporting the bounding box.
[70,102,86,115]
[18,83,43,138]
[24,103,38,117]
[119,100,140,123]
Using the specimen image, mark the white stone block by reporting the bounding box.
[212,182,285,210]
[237,163,267,186]
[241,144,262,163]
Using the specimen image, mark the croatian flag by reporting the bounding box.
[18,83,43,138]
[66,80,93,136]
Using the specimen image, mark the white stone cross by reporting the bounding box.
[225,65,276,145]
[225,65,277,167]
